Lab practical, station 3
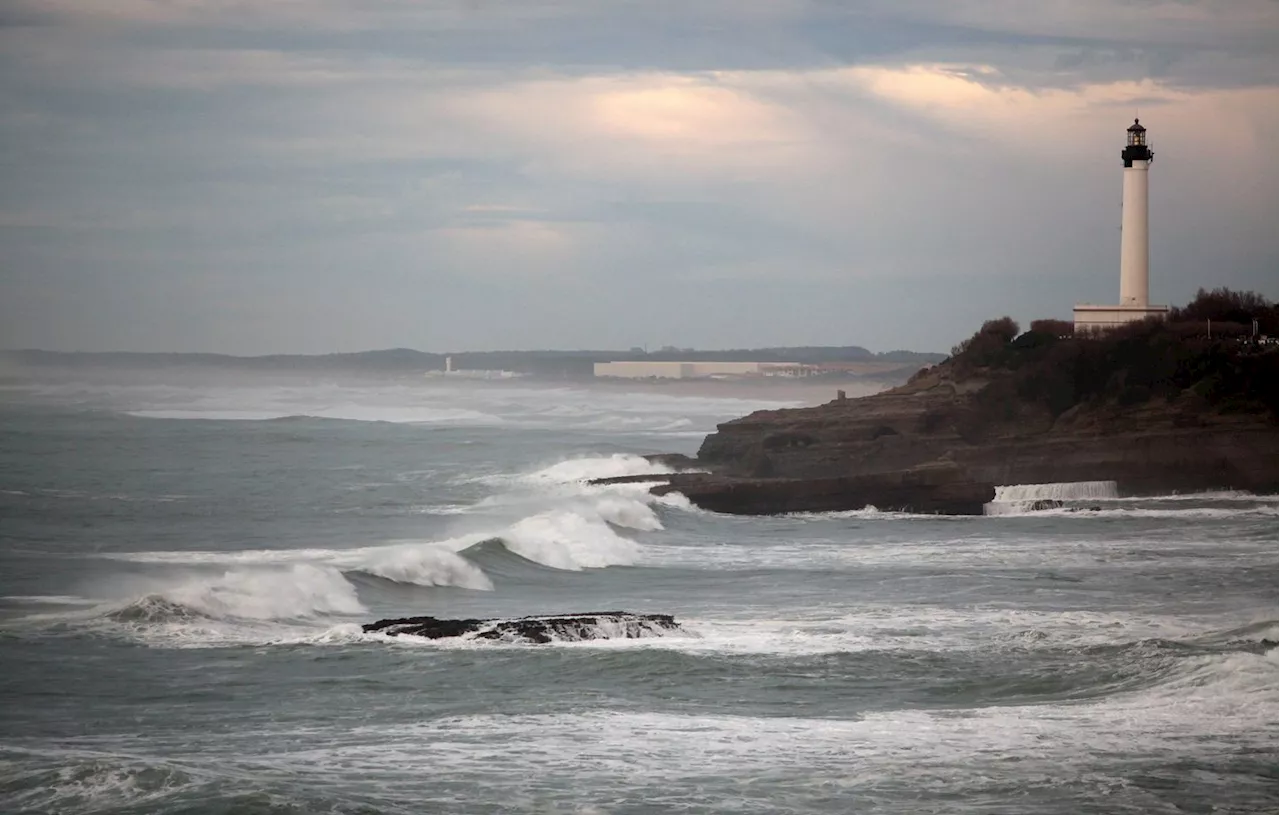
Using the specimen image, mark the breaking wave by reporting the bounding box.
[514,453,673,485]
[503,510,641,570]
[46,454,699,646]
[106,564,366,623]
[342,540,495,590]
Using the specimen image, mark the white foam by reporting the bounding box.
[97,483,660,582]
[142,564,366,621]
[991,504,1279,520]
[503,510,640,570]
[986,481,1119,515]
[338,539,494,590]
[993,481,1121,502]
[518,454,673,485]
[235,650,1274,798]
[0,752,201,814]
[588,494,664,531]
[569,607,1264,656]
[0,595,100,606]
[652,490,698,512]
[46,564,373,648]
[788,505,948,520]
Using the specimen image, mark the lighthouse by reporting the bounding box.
[1119,119,1152,306]
[1072,119,1169,333]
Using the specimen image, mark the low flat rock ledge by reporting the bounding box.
[592,463,995,516]
[362,611,682,643]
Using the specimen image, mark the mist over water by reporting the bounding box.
[0,371,1275,814]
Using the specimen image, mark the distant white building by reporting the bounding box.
[593,361,815,379]
[424,355,523,380]
[1074,119,1170,333]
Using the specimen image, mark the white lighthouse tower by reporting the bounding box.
[1073,119,1169,332]
[1118,119,1151,306]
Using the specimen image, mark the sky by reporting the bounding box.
[0,1,1276,355]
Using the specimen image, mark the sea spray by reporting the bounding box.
[125,564,367,621]
[985,481,1120,515]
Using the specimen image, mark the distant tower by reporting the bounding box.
[1119,118,1153,307]
[1072,119,1167,333]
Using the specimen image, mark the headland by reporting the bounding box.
[604,291,1279,515]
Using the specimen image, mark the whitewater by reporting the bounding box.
[0,373,1275,814]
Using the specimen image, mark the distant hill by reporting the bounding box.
[0,346,945,379]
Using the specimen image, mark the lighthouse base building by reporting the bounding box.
[1073,119,1169,334]
[1072,303,1169,333]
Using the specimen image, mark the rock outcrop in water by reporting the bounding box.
[603,303,1278,516]
[362,611,682,643]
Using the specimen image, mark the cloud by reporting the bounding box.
[0,1,1275,354]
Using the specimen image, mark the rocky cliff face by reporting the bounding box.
[704,364,1273,482]
[626,343,1277,515]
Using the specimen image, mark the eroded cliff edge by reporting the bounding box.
[618,311,1278,515]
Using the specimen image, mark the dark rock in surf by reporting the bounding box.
[643,453,701,471]
[589,473,681,487]
[362,611,682,644]
[1029,499,1064,511]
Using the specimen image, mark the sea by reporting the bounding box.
[0,371,1276,815]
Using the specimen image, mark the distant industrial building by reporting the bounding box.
[593,361,816,380]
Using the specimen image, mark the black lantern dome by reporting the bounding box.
[1122,118,1153,166]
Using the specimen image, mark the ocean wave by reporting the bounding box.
[786,505,963,521]
[107,564,366,623]
[518,453,673,485]
[126,405,504,424]
[0,751,201,815]
[0,595,102,606]
[340,539,494,591]
[41,452,720,648]
[233,644,1274,799]
[535,607,1278,658]
[501,510,641,570]
[100,493,659,579]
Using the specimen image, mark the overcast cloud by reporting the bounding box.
[0,0,1275,354]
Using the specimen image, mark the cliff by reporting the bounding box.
[615,309,1278,515]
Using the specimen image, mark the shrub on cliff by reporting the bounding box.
[949,317,1020,367]
[948,290,1276,420]
[1029,319,1075,337]
[1170,287,1278,335]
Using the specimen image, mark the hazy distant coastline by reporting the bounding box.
[0,346,945,384]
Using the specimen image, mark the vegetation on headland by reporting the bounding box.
[935,288,1278,420]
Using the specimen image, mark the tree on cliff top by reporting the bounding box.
[1169,287,1278,335]
[947,289,1276,420]
[950,317,1019,360]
